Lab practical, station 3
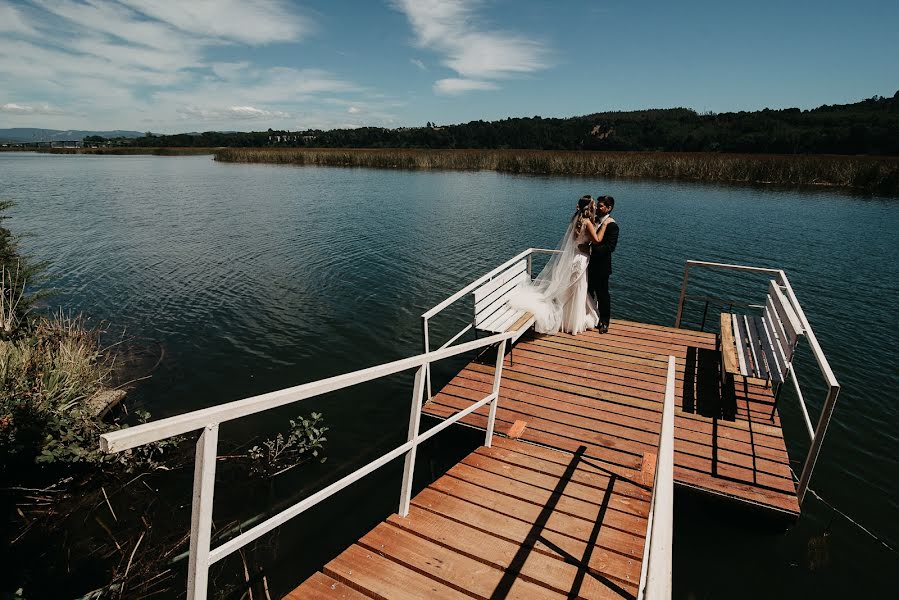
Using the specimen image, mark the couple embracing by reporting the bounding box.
[511,194,619,335]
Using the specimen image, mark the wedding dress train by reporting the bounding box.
[509,222,599,335]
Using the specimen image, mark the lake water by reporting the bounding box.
[2,152,897,598]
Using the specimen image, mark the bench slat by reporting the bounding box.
[474,270,528,317]
[474,269,528,313]
[478,305,518,332]
[765,296,795,363]
[769,280,803,346]
[763,303,790,371]
[719,313,740,375]
[474,292,516,328]
[744,315,769,381]
[758,315,786,384]
[494,308,527,334]
[732,314,750,376]
[473,260,527,303]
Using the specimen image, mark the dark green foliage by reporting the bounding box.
[248,412,328,476]
[102,93,899,156]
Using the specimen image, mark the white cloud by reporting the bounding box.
[347,106,361,114]
[1,102,68,115]
[117,0,312,45]
[392,0,550,93]
[434,78,499,95]
[410,58,427,71]
[0,1,376,130]
[177,105,290,121]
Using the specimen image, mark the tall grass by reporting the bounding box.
[215,148,899,194]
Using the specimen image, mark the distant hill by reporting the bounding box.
[0,128,144,143]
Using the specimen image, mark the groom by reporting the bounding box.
[588,195,619,334]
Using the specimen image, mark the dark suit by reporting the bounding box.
[588,219,619,326]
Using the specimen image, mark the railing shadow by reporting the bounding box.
[682,346,733,420]
[488,446,635,600]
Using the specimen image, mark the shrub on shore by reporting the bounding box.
[0,201,154,472]
[214,147,899,194]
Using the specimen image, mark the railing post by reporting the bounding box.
[639,356,676,600]
[399,366,426,517]
[796,385,841,505]
[674,263,691,328]
[422,317,432,400]
[485,339,507,447]
[187,424,219,600]
[527,252,533,279]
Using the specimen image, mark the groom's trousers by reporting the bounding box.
[590,273,611,326]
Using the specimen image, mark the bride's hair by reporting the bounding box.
[573,195,595,236]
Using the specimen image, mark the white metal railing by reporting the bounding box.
[638,356,676,600]
[99,331,513,600]
[674,260,841,505]
[421,247,558,398]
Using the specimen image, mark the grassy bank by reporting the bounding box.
[215,147,899,194]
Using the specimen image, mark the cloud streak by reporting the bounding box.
[177,105,290,121]
[0,0,381,130]
[392,0,550,95]
[1,102,68,115]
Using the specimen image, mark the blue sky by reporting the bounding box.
[0,0,896,133]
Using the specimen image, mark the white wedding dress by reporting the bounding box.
[509,221,599,335]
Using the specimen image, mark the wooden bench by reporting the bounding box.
[719,280,804,395]
[472,258,535,344]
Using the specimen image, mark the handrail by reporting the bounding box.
[638,356,676,599]
[674,259,840,505]
[420,247,558,398]
[100,331,513,600]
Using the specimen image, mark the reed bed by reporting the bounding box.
[215,147,899,194]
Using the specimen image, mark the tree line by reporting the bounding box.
[90,91,899,155]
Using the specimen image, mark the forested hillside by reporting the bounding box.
[104,92,899,155]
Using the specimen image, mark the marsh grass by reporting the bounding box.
[215,147,899,194]
[0,310,116,465]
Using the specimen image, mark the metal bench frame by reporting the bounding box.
[718,279,805,418]
[674,260,840,506]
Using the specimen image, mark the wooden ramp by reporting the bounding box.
[287,437,650,600]
[426,319,800,517]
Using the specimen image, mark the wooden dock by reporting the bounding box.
[288,436,651,599]
[287,317,798,599]
[425,319,800,516]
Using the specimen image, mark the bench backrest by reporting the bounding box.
[473,259,529,331]
[723,280,806,384]
[747,280,805,382]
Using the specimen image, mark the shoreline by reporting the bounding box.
[214,147,899,195]
[3,146,897,194]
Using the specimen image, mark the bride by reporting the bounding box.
[510,195,611,335]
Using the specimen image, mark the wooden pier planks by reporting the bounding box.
[285,317,800,599]
[287,438,648,599]
[427,319,800,516]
